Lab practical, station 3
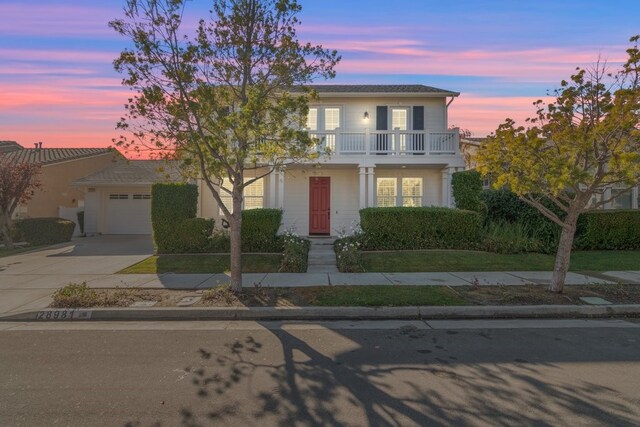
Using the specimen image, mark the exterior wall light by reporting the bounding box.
[364,111,370,121]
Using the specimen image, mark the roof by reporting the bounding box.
[0,147,116,165]
[300,84,459,97]
[74,160,183,186]
[0,141,24,153]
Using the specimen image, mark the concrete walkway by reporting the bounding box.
[306,237,338,273]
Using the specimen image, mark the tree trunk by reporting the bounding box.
[0,213,14,250]
[550,210,580,293]
[228,195,243,293]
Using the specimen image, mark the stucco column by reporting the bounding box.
[269,169,277,208]
[278,168,285,210]
[366,167,375,207]
[441,167,451,207]
[359,166,367,209]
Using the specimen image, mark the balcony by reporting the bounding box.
[309,128,460,156]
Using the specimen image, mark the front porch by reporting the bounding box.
[269,164,464,236]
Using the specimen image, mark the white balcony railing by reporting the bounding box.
[309,128,459,156]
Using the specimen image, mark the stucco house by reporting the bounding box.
[0,141,122,228]
[75,84,466,236]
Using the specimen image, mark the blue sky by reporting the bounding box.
[1,0,638,147]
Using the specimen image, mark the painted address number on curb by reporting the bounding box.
[34,310,92,320]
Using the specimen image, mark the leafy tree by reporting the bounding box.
[110,0,340,291]
[476,36,640,293]
[0,159,41,249]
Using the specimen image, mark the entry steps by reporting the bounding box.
[306,237,338,273]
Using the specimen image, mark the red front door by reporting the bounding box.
[309,177,330,235]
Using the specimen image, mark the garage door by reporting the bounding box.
[105,193,152,234]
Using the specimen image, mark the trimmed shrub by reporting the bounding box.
[452,170,484,212]
[359,207,482,250]
[151,183,198,253]
[13,217,75,245]
[173,218,215,253]
[241,209,282,252]
[575,210,640,250]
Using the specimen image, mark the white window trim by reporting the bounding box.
[307,105,343,132]
[389,106,411,131]
[218,178,264,215]
[375,177,424,207]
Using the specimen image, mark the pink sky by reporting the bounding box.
[1,1,638,151]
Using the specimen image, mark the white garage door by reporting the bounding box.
[105,193,152,234]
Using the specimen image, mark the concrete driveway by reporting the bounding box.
[0,235,153,313]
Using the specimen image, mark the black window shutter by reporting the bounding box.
[413,106,424,130]
[376,106,388,130]
[375,106,389,154]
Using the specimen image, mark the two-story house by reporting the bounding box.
[199,84,465,235]
[76,84,466,236]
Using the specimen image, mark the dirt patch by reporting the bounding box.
[49,284,640,308]
[453,283,640,306]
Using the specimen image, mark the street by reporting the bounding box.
[1,319,639,426]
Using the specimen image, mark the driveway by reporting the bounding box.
[0,235,153,313]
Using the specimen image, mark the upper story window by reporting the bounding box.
[306,106,341,131]
[391,108,409,130]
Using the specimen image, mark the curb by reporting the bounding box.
[1,304,640,322]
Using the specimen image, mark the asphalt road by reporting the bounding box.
[1,319,639,426]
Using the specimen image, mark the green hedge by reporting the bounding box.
[241,209,283,252]
[575,210,640,250]
[13,217,75,245]
[480,189,561,253]
[359,207,482,250]
[151,183,198,253]
[451,170,483,212]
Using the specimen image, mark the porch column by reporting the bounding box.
[359,166,367,209]
[269,169,277,208]
[441,167,453,207]
[278,168,285,209]
[366,167,375,207]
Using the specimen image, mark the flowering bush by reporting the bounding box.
[279,229,310,272]
[334,222,364,272]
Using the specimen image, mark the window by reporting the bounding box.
[219,178,264,214]
[391,108,408,130]
[306,108,318,131]
[402,178,422,207]
[376,178,397,207]
[324,108,341,130]
[109,194,128,200]
[132,194,151,200]
[611,188,632,209]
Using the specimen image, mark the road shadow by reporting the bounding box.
[128,323,640,426]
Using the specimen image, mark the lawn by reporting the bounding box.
[299,285,465,306]
[119,254,283,274]
[359,250,640,272]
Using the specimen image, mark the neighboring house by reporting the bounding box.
[74,160,182,235]
[0,142,122,226]
[461,138,640,209]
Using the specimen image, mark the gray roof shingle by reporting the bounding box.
[300,84,459,96]
[74,160,183,186]
[1,147,116,165]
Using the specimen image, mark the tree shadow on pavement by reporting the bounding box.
[131,324,640,426]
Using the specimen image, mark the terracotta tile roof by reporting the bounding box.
[74,160,183,186]
[0,141,24,153]
[301,84,459,96]
[0,147,117,165]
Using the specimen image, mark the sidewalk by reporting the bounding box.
[1,270,639,317]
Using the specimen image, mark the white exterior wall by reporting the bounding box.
[314,96,447,132]
[281,167,360,235]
